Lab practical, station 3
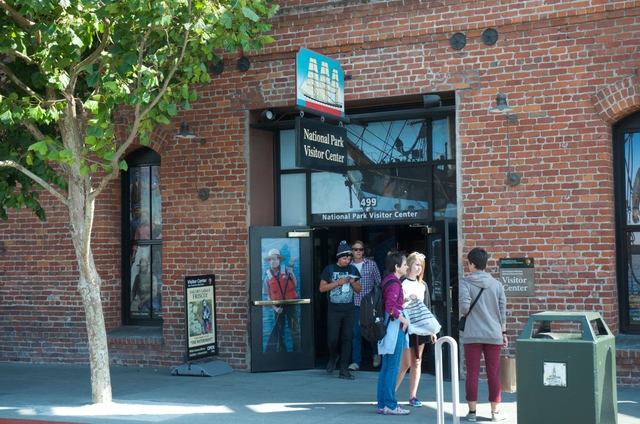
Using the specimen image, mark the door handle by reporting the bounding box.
[253,299,311,306]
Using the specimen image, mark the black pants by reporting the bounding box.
[327,304,356,371]
[273,304,301,352]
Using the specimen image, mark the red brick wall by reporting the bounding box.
[2,0,640,383]
[617,348,640,386]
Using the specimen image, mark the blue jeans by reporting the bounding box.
[351,306,378,365]
[140,297,161,311]
[377,324,405,409]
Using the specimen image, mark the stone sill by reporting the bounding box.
[107,325,163,346]
[616,334,640,351]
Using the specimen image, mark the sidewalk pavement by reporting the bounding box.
[0,362,639,423]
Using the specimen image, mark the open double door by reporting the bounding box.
[249,221,458,374]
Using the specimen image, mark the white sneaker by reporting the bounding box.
[381,405,410,415]
[491,411,507,422]
[347,362,359,371]
[372,354,382,367]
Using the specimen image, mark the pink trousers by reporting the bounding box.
[463,343,502,403]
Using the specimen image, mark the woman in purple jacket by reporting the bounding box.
[376,251,410,416]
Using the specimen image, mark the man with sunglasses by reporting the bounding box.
[348,240,382,371]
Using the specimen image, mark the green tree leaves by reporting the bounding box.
[0,0,278,219]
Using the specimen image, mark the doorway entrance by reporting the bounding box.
[248,221,458,373]
[312,221,458,375]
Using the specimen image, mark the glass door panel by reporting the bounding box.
[625,231,640,327]
[249,226,315,372]
[423,220,458,380]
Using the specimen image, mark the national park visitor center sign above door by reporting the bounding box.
[295,117,347,174]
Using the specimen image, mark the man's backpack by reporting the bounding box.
[359,278,399,342]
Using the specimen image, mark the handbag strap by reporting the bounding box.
[382,277,403,323]
[466,288,485,316]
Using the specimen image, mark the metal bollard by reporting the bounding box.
[435,336,460,424]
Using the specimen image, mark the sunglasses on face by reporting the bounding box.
[352,248,364,251]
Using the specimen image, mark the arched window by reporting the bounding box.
[614,112,640,334]
[122,147,162,325]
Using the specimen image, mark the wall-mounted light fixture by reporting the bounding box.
[210,59,224,75]
[175,122,210,201]
[489,93,520,186]
[261,108,276,122]
[237,57,251,72]
[423,94,442,108]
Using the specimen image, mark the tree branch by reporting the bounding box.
[69,19,111,90]
[0,160,69,206]
[0,62,44,103]
[136,26,155,92]
[89,117,140,202]
[6,48,35,65]
[22,121,72,175]
[138,26,191,120]
[22,120,47,142]
[0,0,34,32]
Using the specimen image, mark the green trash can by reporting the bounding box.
[516,311,617,424]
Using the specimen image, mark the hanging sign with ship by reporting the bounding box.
[296,47,346,119]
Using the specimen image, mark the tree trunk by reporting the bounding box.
[77,261,113,403]
[62,119,113,402]
[66,183,113,403]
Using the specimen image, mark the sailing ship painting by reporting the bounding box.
[296,48,345,118]
[299,58,343,108]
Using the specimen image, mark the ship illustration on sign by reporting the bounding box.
[299,57,343,108]
[296,48,345,118]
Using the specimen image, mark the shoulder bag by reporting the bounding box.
[458,288,484,332]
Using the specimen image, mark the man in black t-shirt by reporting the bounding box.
[319,240,361,380]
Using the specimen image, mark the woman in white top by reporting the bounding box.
[395,252,437,407]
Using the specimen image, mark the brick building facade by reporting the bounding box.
[2,0,640,385]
